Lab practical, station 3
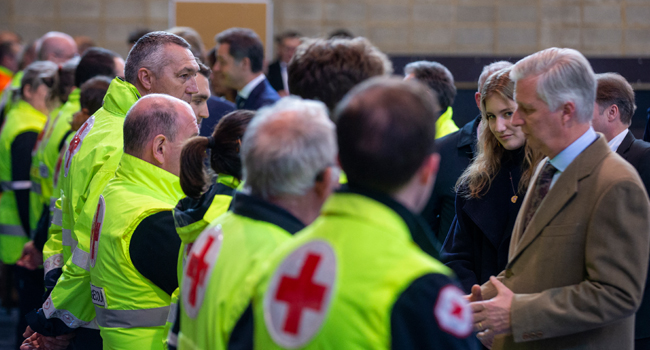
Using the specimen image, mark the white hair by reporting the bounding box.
[510,47,596,123]
[241,96,337,199]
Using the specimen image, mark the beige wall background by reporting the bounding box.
[1,0,649,59]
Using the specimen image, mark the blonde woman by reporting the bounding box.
[441,68,543,292]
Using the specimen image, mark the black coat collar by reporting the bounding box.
[231,192,305,235]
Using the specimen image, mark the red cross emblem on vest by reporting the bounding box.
[434,285,472,338]
[64,116,94,177]
[264,240,336,348]
[89,195,105,268]
[182,225,223,319]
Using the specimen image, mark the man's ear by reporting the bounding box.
[151,134,167,166]
[22,84,34,100]
[561,101,576,125]
[606,104,619,122]
[240,57,251,71]
[314,167,335,200]
[419,153,440,185]
[138,68,154,91]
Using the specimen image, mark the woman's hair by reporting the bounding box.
[180,110,254,198]
[456,68,543,198]
[19,60,59,103]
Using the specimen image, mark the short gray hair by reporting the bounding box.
[510,47,596,123]
[124,31,191,84]
[123,94,190,157]
[241,97,337,199]
[478,61,513,93]
[20,60,58,99]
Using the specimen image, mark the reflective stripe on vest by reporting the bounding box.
[62,228,73,247]
[0,180,32,191]
[71,247,89,271]
[167,301,178,323]
[0,224,26,236]
[44,253,63,275]
[43,294,93,329]
[52,207,62,226]
[95,305,170,328]
[31,181,42,195]
[50,197,57,211]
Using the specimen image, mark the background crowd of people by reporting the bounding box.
[0,22,649,350]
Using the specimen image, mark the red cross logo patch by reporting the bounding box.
[64,116,94,178]
[434,285,472,338]
[89,195,105,268]
[182,225,223,319]
[264,240,336,348]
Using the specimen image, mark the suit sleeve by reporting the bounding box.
[130,211,181,296]
[509,179,650,342]
[11,131,38,235]
[441,195,479,293]
[391,273,478,350]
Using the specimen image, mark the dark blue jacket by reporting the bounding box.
[421,115,480,244]
[199,96,236,137]
[235,77,280,111]
[441,148,525,293]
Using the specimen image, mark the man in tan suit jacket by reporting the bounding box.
[469,47,650,350]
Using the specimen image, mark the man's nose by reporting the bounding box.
[187,76,199,94]
[512,109,524,126]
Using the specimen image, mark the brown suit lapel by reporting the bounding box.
[508,135,611,265]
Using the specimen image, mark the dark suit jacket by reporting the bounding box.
[482,136,650,349]
[420,115,480,243]
[236,77,280,111]
[643,107,650,142]
[441,148,524,293]
[617,130,650,340]
[267,60,284,92]
[199,96,236,137]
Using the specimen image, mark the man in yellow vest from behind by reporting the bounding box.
[88,94,198,350]
[171,97,339,350]
[24,32,199,349]
[32,49,124,292]
[231,77,477,349]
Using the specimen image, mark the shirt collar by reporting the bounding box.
[238,74,266,99]
[549,127,598,173]
[607,129,629,152]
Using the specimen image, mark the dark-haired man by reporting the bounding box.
[267,31,301,96]
[24,31,199,349]
[404,61,458,139]
[591,72,650,349]
[194,60,236,137]
[287,36,391,113]
[231,77,476,349]
[213,28,280,110]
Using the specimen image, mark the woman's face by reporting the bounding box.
[485,94,526,150]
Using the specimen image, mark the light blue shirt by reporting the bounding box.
[548,127,598,189]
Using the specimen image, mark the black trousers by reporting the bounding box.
[12,265,44,350]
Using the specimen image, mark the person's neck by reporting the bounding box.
[391,181,428,214]
[546,122,590,159]
[266,193,319,226]
[25,98,48,115]
[603,122,628,142]
[238,72,263,91]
